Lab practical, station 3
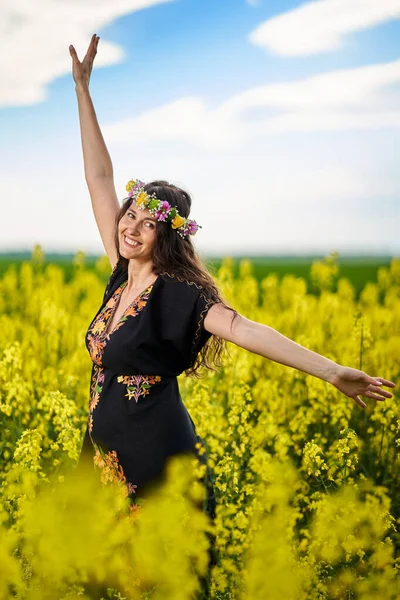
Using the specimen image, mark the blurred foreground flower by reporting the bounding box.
[0,453,213,600]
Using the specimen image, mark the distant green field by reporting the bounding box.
[0,252,394,299]
[205,255,393,297]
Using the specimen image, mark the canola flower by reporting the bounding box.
[0,248,399,599]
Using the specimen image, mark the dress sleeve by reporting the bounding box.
[157,276,216,370]
[191,285,216,358]
[103,257,127,304]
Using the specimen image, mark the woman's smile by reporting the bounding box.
[123,234,142,248]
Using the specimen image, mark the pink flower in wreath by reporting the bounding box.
[154,201,171,221]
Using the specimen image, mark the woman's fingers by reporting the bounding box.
[70,34,99,65]
[364,375,396,397]
[368,384,393,398]
[89,33,98,55]
[69,45,79,60]
[372,377,396,388]
[352,381,394,408]
[83,34,99,63]
[353,395,366,409]
[364,390,386,401]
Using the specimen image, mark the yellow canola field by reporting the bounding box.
[0,250,399,600]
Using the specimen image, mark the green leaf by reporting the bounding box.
[148,199,159,210]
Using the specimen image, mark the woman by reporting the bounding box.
[70,31,395,584]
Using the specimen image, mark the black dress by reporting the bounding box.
[78,258,217,522]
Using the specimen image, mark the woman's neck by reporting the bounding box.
[125,259,157,291]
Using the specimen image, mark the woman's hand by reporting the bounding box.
[69,33,99,88]
[329,366,395,408]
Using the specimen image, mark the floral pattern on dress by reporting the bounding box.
[93,442,137,498]
[109,293,152,338]
[88,364,104,433]
[86,282,154,365]
[86,334,107,367]
[117,374,162,403]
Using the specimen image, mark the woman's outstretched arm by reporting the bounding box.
[204,304,396,408]
[69,34,119,268]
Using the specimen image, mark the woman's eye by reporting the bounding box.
[127,212,154,228]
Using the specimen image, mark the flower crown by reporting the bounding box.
[125,179,201,239]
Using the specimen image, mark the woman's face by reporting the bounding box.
[118,201,157,261]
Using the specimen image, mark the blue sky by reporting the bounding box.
[1,0,399,256]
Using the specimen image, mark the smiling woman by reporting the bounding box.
[70,33,396,599]
[118,205,157,259]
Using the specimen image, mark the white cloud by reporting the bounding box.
[102,60,400,149]
[102,96,243,149]
[249,0,400,56]
[0,0,174,107]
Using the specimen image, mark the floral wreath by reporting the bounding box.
[125,179,201,239]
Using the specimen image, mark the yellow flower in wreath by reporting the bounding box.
[126,179,136,192]
[171,215,186,229]
[136,192,148,207]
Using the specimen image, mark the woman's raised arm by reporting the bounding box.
[69,34,119,269]
[204,304,396,409]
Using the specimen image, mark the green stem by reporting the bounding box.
[378,425,385,466]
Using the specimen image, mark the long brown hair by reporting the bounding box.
[113,180,238,377]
